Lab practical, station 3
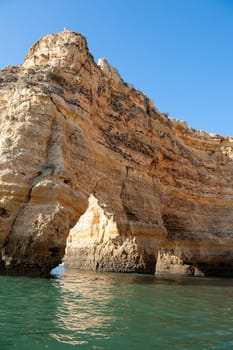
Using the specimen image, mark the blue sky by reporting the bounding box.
[0,0,233,136]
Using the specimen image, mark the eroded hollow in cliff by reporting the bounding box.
[62,194,159,274]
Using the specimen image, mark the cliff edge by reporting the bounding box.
[0,30,232,277]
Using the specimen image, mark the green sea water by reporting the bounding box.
[1,267,233,350]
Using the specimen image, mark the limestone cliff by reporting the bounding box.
[0,30,232,277]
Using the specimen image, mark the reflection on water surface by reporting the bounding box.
[0,267,233,349]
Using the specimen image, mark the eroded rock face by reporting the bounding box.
[0,30,233,277]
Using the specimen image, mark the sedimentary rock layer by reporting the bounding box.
[0,30,232,277]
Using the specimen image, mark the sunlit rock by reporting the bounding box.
[0,30,233,277]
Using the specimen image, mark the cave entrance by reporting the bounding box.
[51,194,160,275]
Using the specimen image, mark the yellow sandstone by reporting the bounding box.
[0,30,232,276]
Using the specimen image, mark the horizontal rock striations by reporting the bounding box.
[0,30,233,277]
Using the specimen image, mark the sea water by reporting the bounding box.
[0,267,233,350]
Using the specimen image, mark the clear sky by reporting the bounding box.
[0,0,233,136]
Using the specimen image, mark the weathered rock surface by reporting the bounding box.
[0,30,233,277]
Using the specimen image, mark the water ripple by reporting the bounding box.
[1,268,233,349]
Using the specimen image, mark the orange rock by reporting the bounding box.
[0,30,232,277]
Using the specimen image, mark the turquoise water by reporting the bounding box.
[1,268,233,349]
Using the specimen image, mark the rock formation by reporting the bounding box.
[0,30,233,277]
